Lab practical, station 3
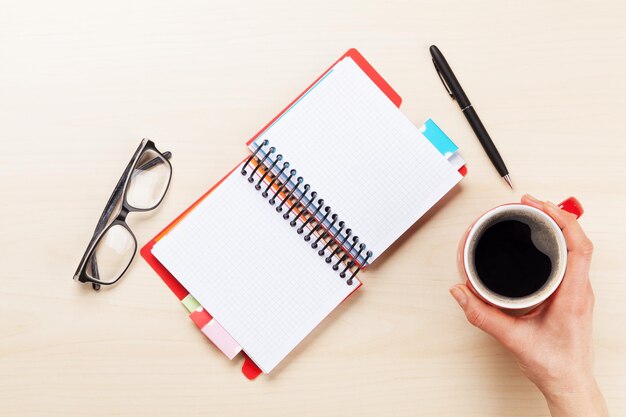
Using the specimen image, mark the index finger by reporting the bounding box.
[543,201,594,284]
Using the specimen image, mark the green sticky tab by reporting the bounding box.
[182,294,201,313]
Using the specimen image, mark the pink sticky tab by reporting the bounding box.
[201,321,242,360]
[189,307,242,360]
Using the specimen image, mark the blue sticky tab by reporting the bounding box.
[421,118,458,158]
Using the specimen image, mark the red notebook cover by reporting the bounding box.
[140,48,456,379]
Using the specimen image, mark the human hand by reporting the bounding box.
[450,195,609,417]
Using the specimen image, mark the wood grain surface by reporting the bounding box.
[1,1,625,416]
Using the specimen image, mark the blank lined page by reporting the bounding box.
[250,57,462,262]
[152,163,359,373]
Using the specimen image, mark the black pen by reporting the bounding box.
[429,45,513,188]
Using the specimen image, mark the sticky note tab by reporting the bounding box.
[182,294,201,313]
[190,308,212,329]
[420,118,459,158]
[201,320,243,360]
[447,152,466,171]
[187,304,243,360]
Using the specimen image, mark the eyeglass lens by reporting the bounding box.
[90,224,136,284]
[126,149,171,210]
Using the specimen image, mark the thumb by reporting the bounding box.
[450,284,520,349]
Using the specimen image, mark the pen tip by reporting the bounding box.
[503,174,513,189]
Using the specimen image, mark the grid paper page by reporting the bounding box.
[250,57,462,262]
[152,163,359,373]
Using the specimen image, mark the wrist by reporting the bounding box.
[543,378,609,417]
[540,370,595,399]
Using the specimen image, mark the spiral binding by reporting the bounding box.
[241,139,373,285]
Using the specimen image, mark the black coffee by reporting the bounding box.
[474,220,552,298]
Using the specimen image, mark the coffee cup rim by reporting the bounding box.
[463,204,568,310]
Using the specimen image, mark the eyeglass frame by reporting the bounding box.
[73,138,172,290]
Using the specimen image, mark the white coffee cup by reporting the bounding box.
[457,197,583,314]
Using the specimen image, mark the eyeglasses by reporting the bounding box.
[74,139,172,290]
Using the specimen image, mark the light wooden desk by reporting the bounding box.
[1,1,625,416]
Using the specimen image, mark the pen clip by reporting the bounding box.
[432,59,455,100]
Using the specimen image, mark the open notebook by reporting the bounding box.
[151,53,463,373]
